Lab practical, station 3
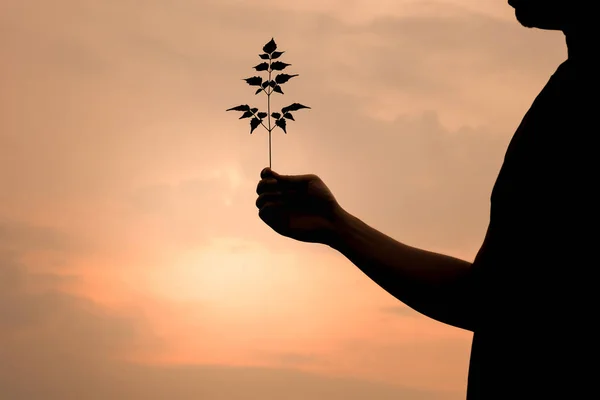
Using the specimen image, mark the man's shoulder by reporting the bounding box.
[481,58,596,237]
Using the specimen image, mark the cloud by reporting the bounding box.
[0,220,159,396]
[0,219,88,255]
[0,224,458,399]
[332,335,471,393]
[1,0,565,232]
[270,80,512,256]
[123,105,509,257]
[0,218,468,398]
[1,361,458,400]
[271,352,322,367]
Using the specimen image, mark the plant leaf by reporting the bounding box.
[282,103,311,113]
[253,62,269,71]
[254,88,262,95]
[274,73,299,84]
[270,61,291,71]
[259,53,270,59]
[271,112,281,119]
[257,112,267,119]
[244,76,263,86]
[261,81,269,88]
[275,118,287,134]
[271,51,284,59]
[268,81,276,88]
[283,112,295,121]
[226,104,250,112]
[273,85,284,94]
[250,107,258,113]
[239,111,253,119]
[250,118,261,134]
[263,37,277,54]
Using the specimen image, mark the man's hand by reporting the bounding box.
[256,167,343,246]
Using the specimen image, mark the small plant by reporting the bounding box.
[226,37,310,169]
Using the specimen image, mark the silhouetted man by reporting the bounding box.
[256,1,598,398]
[465,1,597,398]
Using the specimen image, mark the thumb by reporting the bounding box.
[260,167,277,179]
[261,167,286,180]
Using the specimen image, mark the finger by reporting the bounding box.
[256,192,282,210]
[272,171,315,184]
[258,201,285,223]
[256,178,278,195]
[261,167,275,179]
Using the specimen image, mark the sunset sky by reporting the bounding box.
[0,1,568,399]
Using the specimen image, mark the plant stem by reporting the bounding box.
[267,57,272,169]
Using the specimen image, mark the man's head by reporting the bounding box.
[508,0,586,31]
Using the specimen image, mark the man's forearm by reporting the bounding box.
[329,208,476,332]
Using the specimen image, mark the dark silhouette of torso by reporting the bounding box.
[467,57,598,398]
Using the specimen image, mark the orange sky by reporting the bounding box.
[0,1,567,399]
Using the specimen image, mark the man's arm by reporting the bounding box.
[329,208,477,332]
